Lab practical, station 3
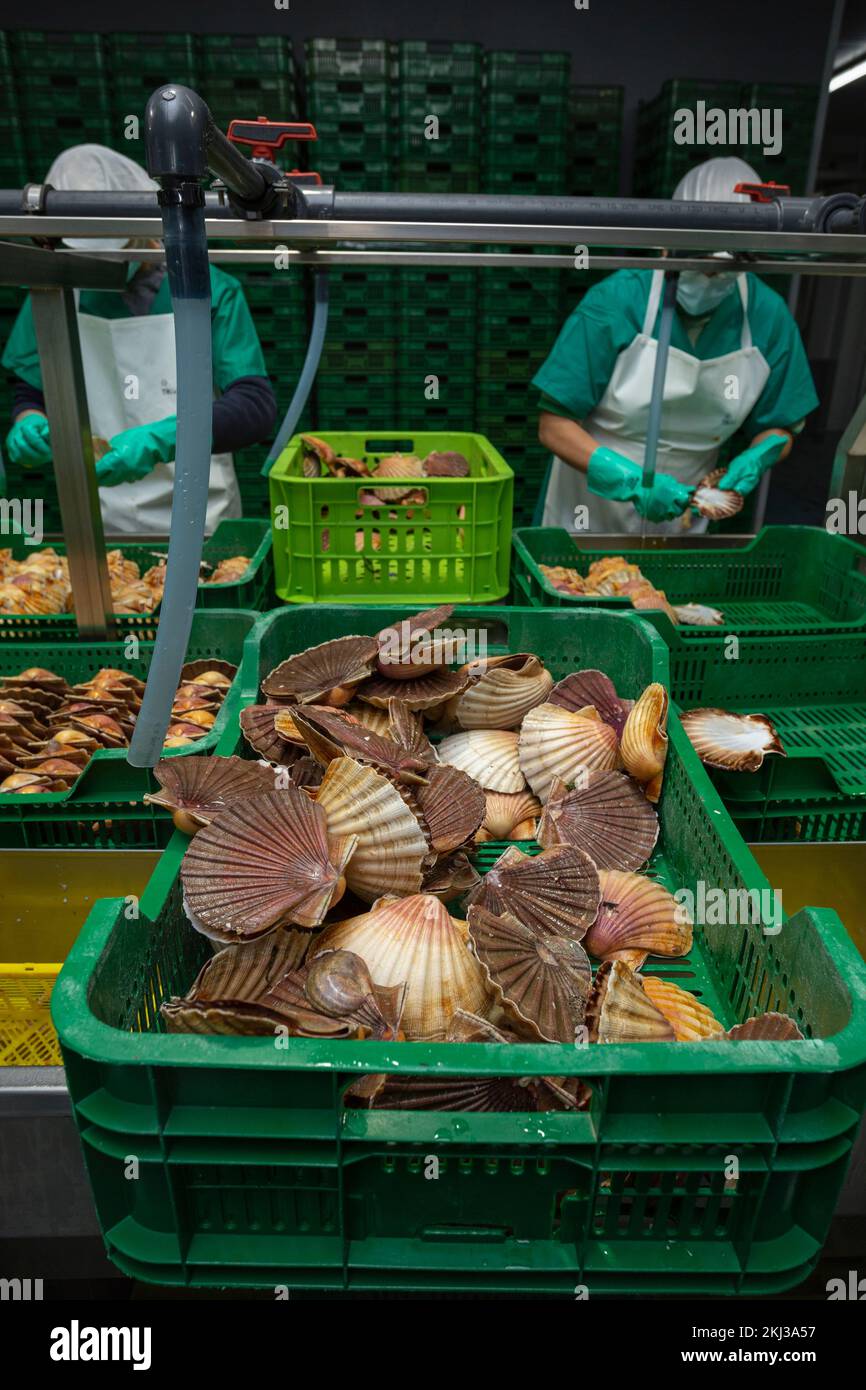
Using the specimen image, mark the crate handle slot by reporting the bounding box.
[420,1224,511,1243]
[357,486,429,507]
[365,438,415,454]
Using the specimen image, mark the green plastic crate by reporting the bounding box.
[13,31,106,70]
[398,40,482,82]
[306,79,391,122]
[484,50,571,90]
[511,526,866,636]
[52,603,866,1293]
[398,160,479,193]
[0,609,256,849]
[200,34,290,75]
[305,38,394,81]
[269,431,513,603]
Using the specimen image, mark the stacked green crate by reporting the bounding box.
[397,41,482,193]
[13,32,112,177]
[396,266,476,430]
[482,51,571,198]
[633,79,745,196]
[476,254,562,525]
[315,267,398,431]
[199,34,296,139]
[570,85,623,195]
[739,83,818,194]
[305,39,395,191]
[0,33,27,189]
[107,33,198,160]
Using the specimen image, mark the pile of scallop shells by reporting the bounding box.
[0,547,251,617]
[0,659,235,794]
[154,603,804,1107]
[539,557,723,627]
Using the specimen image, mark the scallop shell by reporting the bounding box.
[639,976,724,1041]
[288,755,324,790]
[346,1073,544,1112]
[467,843,600,942]
[414,762,486,853]
[586,960,676,1042]
[314,893,491,1039]
[679,708,786,772]
[262,635,379,706]
[387,698,437,761]
[314,756,429,901]
[674,603,724,627]
[239,703,297,763]
[467,904,592,1043]
[437,729,525,794]
[423,449,470,477]
[181,787,357,942]
[375,604,455,679]
[421,851,481,902]
[344,702,392,738]
[583,869,692,968]
[584,557,643,594]
[303,949,406,1039]
[450,654,554,731]
[3,666,68,693]
[161,928,313,1034]
[620,683,668,802]
[290,705,431,784]
[537,770,659,870]
[518,702,620,802]
[726,1011,804,1041]
[370,453,426,500]
[548,669,632,736]
[180,658,237,685]
[357,666,467,711]
[145,755,279,833]
[479,790,542,840]
[692,467,744,521]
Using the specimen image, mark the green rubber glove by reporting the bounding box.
[588,445,692,522]
[717,434,786,496]
[96,416,177,487]
[6,413,51,469]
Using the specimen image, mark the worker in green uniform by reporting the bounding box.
[533,157,819,534]
[3,145,275,534]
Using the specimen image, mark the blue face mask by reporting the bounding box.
[676,271,738,316]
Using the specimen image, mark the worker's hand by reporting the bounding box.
[6,412,51,469]
[586,445,644,501]
[95,416,177,488]
[717,434,787,496]
[633,472,693,522]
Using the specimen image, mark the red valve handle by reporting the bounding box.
[734,180,792,203]
[227,116,318,161]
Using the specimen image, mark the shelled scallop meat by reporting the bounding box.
[0,659,236,793]
[153,604,804,1104]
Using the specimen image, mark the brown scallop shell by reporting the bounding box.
[302,949,406,1039]
[537,770,659,871]
[3,666,68,693]
[290,705,431,784]
[467,843,600,942]
[357,666,468,711]
[314,756,429,901]
[692,467,745,521]
[262,635,379,706]
[145,755,279,832]
[423,450,470,477]
[181,786,357,942]
[375,604,455,679]
[467,904,593,1043]
[725,1012,805,1041]
[586,961,676,1042]
[180,658,237,685]
[679,708,786,773]
[583,869,692,967]
[449,653,554,731]
[413,762,486,853]
[548,669,632,736]
[346,1073,549,1112]
[387,698,437,761]
[239,702,297,763]
[421,851,481,902]
[161,928,313,1034]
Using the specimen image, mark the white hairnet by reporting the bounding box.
[673,156,761,203]
[46,145,157,250]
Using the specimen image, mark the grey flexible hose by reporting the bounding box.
[261,269,329,476]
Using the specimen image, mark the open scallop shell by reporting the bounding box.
[467,904,592,1043]
[448,654,554,731]
[315,756,429,901]
[180,658,236,685]
[692,467,744,521]
[584,557,643,594]
[674,603,724,627]
[467,843,600,942]
[3,666,68,693]
[161,928,313,1035]
[726,1011,804,1041]
[314,893,491,1039]
[518,702,620,802]
[437,729,525,794]
[620,683,668,802]
[537,770,659,870]
[375,604,455,679]
[262,634,379,706]
[584,869,692,968]
[302,949,406,1039]
[478,790,542,841]
[145,754,279,833]
[290,705,431,784]
[421,851,481,902]
[357,666,467,711]
[679,708,786,772]
[413,762,486,853]
[586,961,676,1042]
[239,703,297,763]
[548,669,632,736]
[181,787,357,943]
[639,976,724,1041]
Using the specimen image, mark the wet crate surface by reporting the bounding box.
[53,605,866,1294]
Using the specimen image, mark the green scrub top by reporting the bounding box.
[1,264,267,393]
[533,269,818,437]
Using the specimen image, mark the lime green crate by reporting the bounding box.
[0,609,256,849]
[0,519,273,641]
[511,526,866,636]
[269,431,512,603]
[53,603,866,1293]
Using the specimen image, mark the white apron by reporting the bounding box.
[541,272,771,536]
[77,310,241,536]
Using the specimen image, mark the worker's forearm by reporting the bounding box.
[211,376,277,454]
[750,427,794,462]
[537,411,599,472]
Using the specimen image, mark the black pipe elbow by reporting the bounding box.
[145,85,212,182]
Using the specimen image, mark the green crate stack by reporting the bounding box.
[395,266,476,430]
[199,34,296,138]
[107,33,198,159]
[0,34,25,191]
[315,266,397,430]
[304,39,395,190]
[13,32,112,173]
[739,82,818,195]
[570,85,623,195]
[482,50,571,198]
[633,79,745,196]
[397,41,482,194]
